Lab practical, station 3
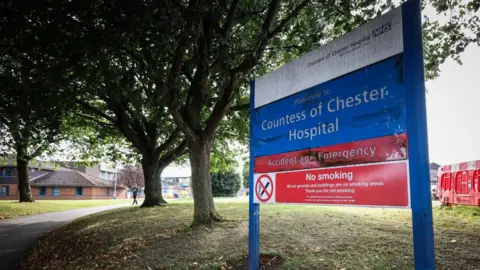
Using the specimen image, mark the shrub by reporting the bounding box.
[211,171,241,197]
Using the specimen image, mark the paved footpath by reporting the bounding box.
[0,204,128,270]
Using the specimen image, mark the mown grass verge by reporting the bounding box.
[0,199,135,219]
[16,200,480,270]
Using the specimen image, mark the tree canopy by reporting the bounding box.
[1,0,478,217]
[0,3,76,201]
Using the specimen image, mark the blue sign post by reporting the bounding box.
[248,81,260,270]
[249,0,435,269]
[402,0,436,269]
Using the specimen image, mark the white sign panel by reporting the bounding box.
[254,8,403,108]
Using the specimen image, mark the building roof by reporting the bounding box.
[54,161,88,173]
[430,162,441,170]
[30,170,117,187]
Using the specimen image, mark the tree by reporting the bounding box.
[7,0,478,221]
[41,1,190,207]
[49,0,247,210]
[72,61,187,207]
[166,0,479,225]
[160,0,314,225]
[423,0,480,79]
[211,171,241,197]
[242,160,250,189]
[0,4,74,202]
[0,61,70,203]
[117,165,145,189]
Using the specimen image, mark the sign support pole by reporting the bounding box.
[248,81,260,270]
[403,0,436,269]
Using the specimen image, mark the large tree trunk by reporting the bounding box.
[189,140,220,226]
[17,158,35,202]
[141,155,167,207]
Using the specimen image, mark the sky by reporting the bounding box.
[426,45,480,165]
[423,2,480,165]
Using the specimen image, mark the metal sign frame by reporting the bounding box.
[248,0,435,269]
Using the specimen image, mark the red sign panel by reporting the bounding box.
[254,134,407,173]
[274,162,409,207]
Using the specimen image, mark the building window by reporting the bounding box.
[52,186,60,196]
[39,187,47,196]
[3,167,13,177]
[1,186,9,196]
[75,187,83,196]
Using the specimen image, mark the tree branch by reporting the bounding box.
[233,7,269,22]
[231,0,282,74]
[75,98,116,123]
[152,128,182,161]
[0,114,11,126]
[26,141,49,160]
[165,38,199,141]
[125,103,148,135]
[229,103,249,112]
[158,140,188,169]
[74,112,116,129]
[141,47,159,82]
[232,45,301,56]
[204,0,311,140]
[167,106,198,142]
[204,75,238,140]
[204,0,284,139]
[164,38,190,101]
[220,0,240,38]
[109,102,149,154]
[182,64,194,82]
[268,0,311,38]
[232,0,310,75]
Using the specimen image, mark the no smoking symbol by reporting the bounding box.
[255,175,274,202]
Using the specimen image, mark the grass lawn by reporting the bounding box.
[17,199,480,270]
[0,199,138,220]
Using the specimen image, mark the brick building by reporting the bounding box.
[0,160,126,200]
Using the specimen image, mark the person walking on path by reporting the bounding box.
[131,185,139,205]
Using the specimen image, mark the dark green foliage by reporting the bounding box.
[210,141,244,174]
[242,160,250,189]
[1,0,478,215]
[211,171,241,197]
[424,0,480,79]
[0,5,73,161]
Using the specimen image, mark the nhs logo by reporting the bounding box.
[372,22,392,37]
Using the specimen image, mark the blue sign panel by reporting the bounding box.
[252,56,406,157]
[249,1,435,269]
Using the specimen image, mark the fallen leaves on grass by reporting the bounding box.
[227,254,285,270]
[16,209,148,270]
[15,202,480,270]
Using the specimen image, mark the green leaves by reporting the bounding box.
[1,0,478,166]
[0,1,76,161]
[424,0,480,79]
[210,141,243,174]
[211,171,241,197]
